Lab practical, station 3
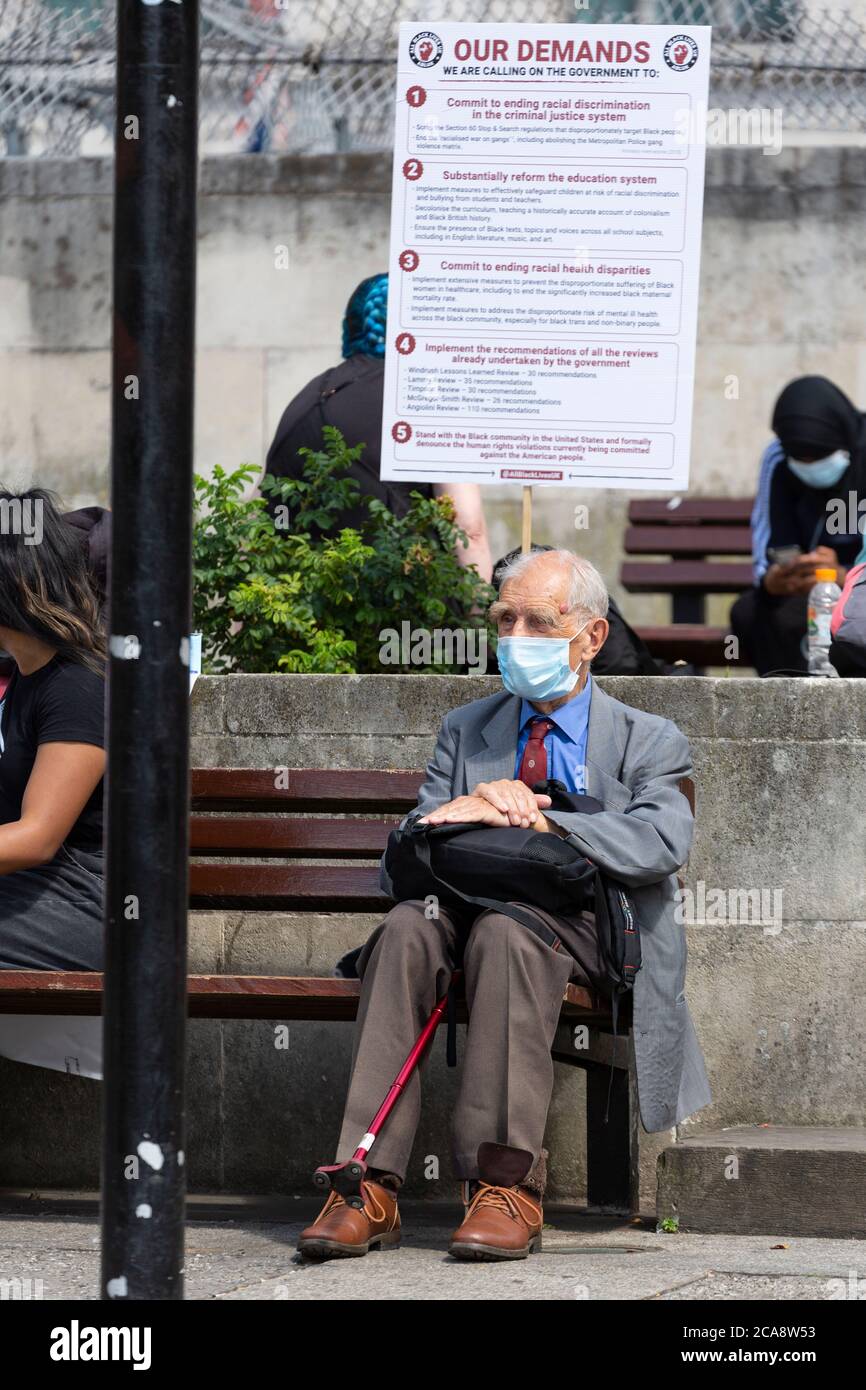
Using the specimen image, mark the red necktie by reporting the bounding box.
[518,717,554,788]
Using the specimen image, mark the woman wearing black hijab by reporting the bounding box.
[731,376,866,675]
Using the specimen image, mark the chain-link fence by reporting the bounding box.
[2,0,865,156]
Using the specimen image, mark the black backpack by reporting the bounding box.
[381,783,640,1113]
[383,779,640,998]
[384,813,639,1003]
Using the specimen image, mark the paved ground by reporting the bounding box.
[1,1193,864,1300]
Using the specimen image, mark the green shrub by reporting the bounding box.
[193,426,495,674]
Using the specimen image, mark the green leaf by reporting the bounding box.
[192,430,495,675]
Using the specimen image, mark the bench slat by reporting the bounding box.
[189,862,388,910]
[191,768,421,813]
[188,975,363,1020]
[635,625,743,666]
[621,560,753,593]
[190,816,395,857]
[624,525,752,556]
[0,971,104,1015]
[0,973,603,1023]
[627,498,753,524]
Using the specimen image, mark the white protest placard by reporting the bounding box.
[381,21,711,491]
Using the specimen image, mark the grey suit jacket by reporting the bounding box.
[378,679,712,1133]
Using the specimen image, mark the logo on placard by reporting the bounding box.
[663,34,699,71]
[409,32,443,68]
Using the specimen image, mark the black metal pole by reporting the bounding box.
[101,0,199,1300]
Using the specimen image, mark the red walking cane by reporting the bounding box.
[312,970,462,1208]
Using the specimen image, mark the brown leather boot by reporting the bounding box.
[297,1179,401,1261]
[449,1143,545,1261]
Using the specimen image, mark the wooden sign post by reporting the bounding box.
[521,485,532,554]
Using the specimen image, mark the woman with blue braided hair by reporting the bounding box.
[342,271,389,361]
[265,273,492,580]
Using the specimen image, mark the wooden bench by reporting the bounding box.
[621,497,754,668]
[0,767,695,1215]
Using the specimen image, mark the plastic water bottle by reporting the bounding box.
[807,568,841,677]
[189,631,203,693]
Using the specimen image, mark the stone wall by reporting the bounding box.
[2,147,866,625]
[2,674,864,1207]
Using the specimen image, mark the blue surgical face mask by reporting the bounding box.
[497,623,590,702]
[787,450,850,488]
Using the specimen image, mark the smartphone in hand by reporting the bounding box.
[767,545,803,568]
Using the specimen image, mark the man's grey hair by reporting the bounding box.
[497,548,609,622]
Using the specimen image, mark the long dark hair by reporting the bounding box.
[0,488,106,674]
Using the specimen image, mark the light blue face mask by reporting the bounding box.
[497,623,589,702]
[787,450,850,489]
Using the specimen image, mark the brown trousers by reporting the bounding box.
[334,899,604,1183]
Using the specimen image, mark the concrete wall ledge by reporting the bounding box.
[190,672,866,748]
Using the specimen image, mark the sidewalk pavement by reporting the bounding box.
[1,1194,864,1300]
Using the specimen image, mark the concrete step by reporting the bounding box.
[657,1126,866,1238]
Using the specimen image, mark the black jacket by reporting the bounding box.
[265,355,433,535]
[765,458,863,569]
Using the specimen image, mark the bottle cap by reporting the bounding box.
[814,568,837,582]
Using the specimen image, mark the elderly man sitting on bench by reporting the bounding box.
[298,549,711,1262]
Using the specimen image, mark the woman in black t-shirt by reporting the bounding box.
[0,489,106,970]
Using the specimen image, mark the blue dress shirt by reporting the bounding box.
[513,675,593,793]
